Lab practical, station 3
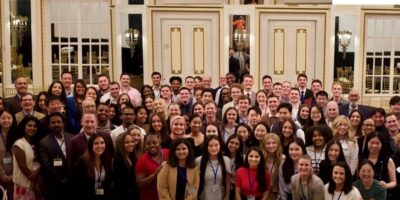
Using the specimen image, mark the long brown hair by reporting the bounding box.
[85,133,112,178]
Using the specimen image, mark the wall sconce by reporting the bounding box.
[11,15,29,46]
[233,28,247,53]
[337,30,352,59]
[125,28,140,58]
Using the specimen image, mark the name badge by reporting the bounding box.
[2,157,11,165]
[53,158,63,167]
[211,184,220,192]
[248,195,256,200]
[95,188,104,195]
[187,185,196,194]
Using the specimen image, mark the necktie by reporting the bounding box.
[300,91,305,103]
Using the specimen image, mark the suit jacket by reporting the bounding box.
[5,95,22,115]
[339,103,374,119]
[67,132,114,167]
[157,164,200,200]
[291,174,325,200]
[15,111,45,124]
[38,132,73,199]
[300,89,313,105]
[244,90,256,106]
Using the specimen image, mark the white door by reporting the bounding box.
[259,13,326,86]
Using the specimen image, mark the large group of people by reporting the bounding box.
[0,71,399,200]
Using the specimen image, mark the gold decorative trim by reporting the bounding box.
[256,9,328,88]
[170,27,182,74]
[296,28,307,75]
[193,27,205,74]
[273,28,284,75]
[150,8,221,80]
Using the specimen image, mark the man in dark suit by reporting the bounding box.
[38,112,73,200]
[5,76,28,114]
[297,73,313,105]
[67,112,113,168]
[339,88,373,119]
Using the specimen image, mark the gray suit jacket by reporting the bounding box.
[291,173,325,200]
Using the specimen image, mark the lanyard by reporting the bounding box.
[247,168,256,191]
[51,135,65,157]
[332,191,343,200]
[208,160,219,184]
[313,146,323,170]
[178,167,188,183]
[299,178,307,200]
[269,158,275,174]
[95,165,103,188]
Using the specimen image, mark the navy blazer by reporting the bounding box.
[339,103,374,119]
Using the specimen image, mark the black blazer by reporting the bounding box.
[38,132,73,200]
[5,95,22,115]
[67,132,114,167]
[112,156,139,200]
[67,160,112,200]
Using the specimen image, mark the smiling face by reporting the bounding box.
[350,112,362,127]
[332,165,346,186]
[336,120,349,137]
[85,88,98,101]
[247,150,261,168]
[362,119,375,135]
[207,139,220,157]
[205,125,218,136]
[282,121,294,138]
[151,115,162,132]
[299,106,310,120]
[144,135,161,156]
[0,111,13,129]
[93,136,106,156]
[265,138,278,153]
[175,143,189,161]
[298,157,312,177]
[254,124,267,141]
[236,126,249,141]
[51,82,63,96]
[193,104,204,117]
[312,130,325,148]
[145,97,154,111]
[123,134,135,153]
[256,92,267,106]
[171,118,186,137]
[226,109,238,124]
[359,163,374,183]
[328,144,341,161]
[367,136,382,155]
[310,107,322,123]
[25,120,38,137]
[130,128,142,145]
[288,142,303,161]
[227,138,240,154]
[168,104,181,117]
[190,117,202,133]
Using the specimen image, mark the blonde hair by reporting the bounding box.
[152,98,168,118]
[332,115,356,142]
[260,133,283,172]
